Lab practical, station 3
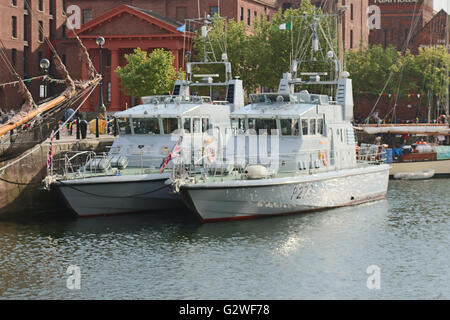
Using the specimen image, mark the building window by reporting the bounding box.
[23,50,27,75]
[61,25,66,38]
[209,6,219,17]
[38,0,43,11]
[106,52,111,67]
[107,82,111,103]
[38,21,44,42]
[247,9,250,26]
[12,49,17,67]
[383,29,388,48]
[12,16,17,38]
[49,0,54,15]
[11,0,17,7]
[350,30,353,49]
[62,54,66,65]
[176,7,186,22]
[350,4,354,21]
[82,9,92,24]
[282,3,292,11]
[240,7,244,21]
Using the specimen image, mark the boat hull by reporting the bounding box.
[53,174,184,217]
[389,159,450,178]
[179,165,390,222]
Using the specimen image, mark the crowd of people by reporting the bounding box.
[353,112,449,125]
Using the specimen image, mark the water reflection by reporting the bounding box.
[0,179,449,299]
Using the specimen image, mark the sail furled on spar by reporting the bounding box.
[0,12,100,162]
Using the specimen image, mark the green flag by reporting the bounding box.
[278,22,292,30]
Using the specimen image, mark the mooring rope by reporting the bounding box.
[55,179,169,198]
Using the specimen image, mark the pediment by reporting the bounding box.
[77,5,180,37]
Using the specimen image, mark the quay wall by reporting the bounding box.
[0,138,114,218]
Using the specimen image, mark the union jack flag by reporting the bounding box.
[160,136,183,173]
[47,131,54,171]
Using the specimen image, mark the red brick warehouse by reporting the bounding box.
[58,4,193,113]
[59,0,284,113]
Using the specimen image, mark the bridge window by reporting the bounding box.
[310,119,316,135]
[301,119,308,136]
[248,118,277,135]
[231,118,245,132]
[117,118,131,135]
[193,118,201,133]
[162,118,179,134]
[132,118,160,135]
[183,118,191,133]
[280,119,300,136]
[317,118,324,135]
[202,118,210,132]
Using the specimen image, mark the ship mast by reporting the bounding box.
[336,0,344,77]
[445,3,449,117]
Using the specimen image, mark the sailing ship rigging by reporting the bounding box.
[0,1,100,163]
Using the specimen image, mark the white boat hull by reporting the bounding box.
[53,174,184,217]
[179,165,390,222]
[393,169,435,180]
[389,160,450,177]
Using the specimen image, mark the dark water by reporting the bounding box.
[0,179,449,300]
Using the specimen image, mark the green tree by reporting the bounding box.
[115,48,181,98]
[191,0,334,93]
[346,45,400,94]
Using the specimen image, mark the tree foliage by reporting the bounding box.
[115,48,181,98]
[347,45,450,99]
[192,0,336,93]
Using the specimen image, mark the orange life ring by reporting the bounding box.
[322,151,328,166]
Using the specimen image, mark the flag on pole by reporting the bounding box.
[177,25,186,33]
[278,22,292,30]
[160,136,183,173]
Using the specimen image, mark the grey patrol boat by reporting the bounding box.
[47,18,244,217]
[171,13,391,222]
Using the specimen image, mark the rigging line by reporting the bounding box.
[0,40,21,78]
[386,1,424,122]
[0,76,49,87]
[0,83,98,176]
[50,83,99,140]
[369,1,423,122]
[0,175,43,186]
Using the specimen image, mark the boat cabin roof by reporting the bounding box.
[114,95,225,118]
[232,92,330,118]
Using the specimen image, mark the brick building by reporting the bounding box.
[278,0,370,51]
[65,0,280,28]
[59,0,284,112]
[58,4,194,113]
[0,0,66,109]
[368,0,435,51]
[409,9,449,54]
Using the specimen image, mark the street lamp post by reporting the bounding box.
[39,58,50,99]
[96,36,106,116]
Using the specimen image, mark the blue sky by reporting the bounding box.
[434,0,448,12]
